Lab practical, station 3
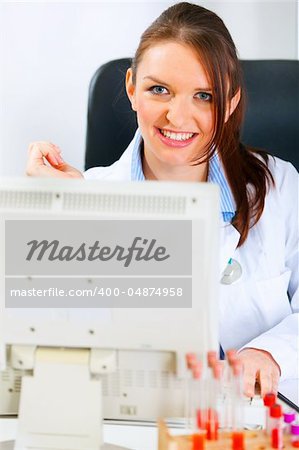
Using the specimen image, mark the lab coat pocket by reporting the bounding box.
[255,270,292,328]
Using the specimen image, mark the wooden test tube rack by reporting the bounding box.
[158,420,295,449]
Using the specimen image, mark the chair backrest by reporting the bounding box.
[85,59,299,171]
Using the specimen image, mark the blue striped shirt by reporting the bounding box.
[131,129,235,222]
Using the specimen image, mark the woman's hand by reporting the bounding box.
[238,348,281,397]
[26,142,83,178]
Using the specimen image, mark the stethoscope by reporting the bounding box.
[220,257,242,284]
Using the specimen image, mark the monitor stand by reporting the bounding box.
[11,346,126,450]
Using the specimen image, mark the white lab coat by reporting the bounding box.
[84,134,299,382]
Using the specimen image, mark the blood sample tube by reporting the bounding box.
[231,360,245,450]
[263,393,276,434]
[192,361,205,431]
[283,410,296,434]
[204,350,218,432]
[226,349,238,366]
[185,353,197,431]
[207,350,217,369]
[226,349,237,387]
[205,361,222,440]
[186,353,197,370]
[291,423,299,448]
[191,362,206,449]
[222,351,237,431]
[269,404,283,449]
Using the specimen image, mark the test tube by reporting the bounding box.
[192,362,204,426]
[263,393,277,435]
[205,361,222,440]
[283,410,296,434]
[222,349,238,430]
[186,353,197,370]
[226,349,238,366]
[270,404,283,449]
[231,360,245,450]
[204,350,218,436]
[291,423,299,448]
[192,362,206,449]
[207,350,217,369]
[185,353,198,431]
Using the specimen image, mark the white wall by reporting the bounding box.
[0,1,297,176]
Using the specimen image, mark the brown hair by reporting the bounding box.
[131,2,274,246]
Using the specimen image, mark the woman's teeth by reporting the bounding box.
[159,129,195,141]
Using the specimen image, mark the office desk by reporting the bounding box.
[1,418,157,450]
[0,399,267,450]
[0,379,297,450]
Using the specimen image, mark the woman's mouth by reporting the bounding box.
[156,127,198,148]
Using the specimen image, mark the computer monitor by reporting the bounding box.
[0,177,219,450]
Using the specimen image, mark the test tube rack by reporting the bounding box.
[158,420,295,449]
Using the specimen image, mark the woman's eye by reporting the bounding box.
[196,92,212,102]
[149,86,169,95]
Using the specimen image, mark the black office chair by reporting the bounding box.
[85,59,299,171]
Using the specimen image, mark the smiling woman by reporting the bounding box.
[26,2,299,399]
[125,42,215,179]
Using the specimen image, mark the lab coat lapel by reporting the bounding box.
[219,221,241,272]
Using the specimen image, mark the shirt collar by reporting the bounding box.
[130,129,235,222]
[131,129,145,182]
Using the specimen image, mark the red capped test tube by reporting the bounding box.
[270,404,283,449]
[192,361,206,430]
[186,353,197,370]
[207,350,217,369]
[226,349,238,366]
[185,353,198,431]
[192,362,206,449]
[231,360,245,450]
[222,349,238,430]
[263,393,277,435]
[205,361,222,440]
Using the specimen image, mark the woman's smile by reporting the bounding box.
[155,127,199,148]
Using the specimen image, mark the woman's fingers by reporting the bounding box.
[48,143,65,166]
[28,141,64,168]
[27,141,64,176]
[26,141,83,179]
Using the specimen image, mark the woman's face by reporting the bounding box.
[126,41,216,168]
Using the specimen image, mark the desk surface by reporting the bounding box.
[0,408,264,450]
[1,419,157,450]
[0,379,297,450]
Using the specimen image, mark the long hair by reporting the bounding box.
[131,2,274,246]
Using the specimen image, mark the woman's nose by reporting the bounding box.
[165,96,193,130]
